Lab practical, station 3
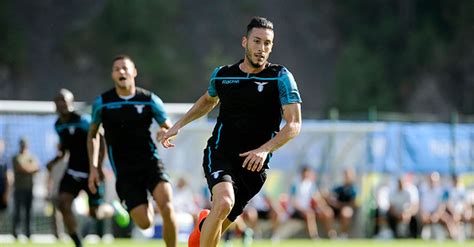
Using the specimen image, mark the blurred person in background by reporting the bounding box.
[12,137,39,239]
[0,139,10,211]
[173,177,200,223]
[288,166,335,239]
[325,168,357,238]
[88,55,178,247]
[47,89,129,247]
[419,172,452,239]
[387,176,419,238]
[443,174,471,239]
[242,187,285,240]
[159,16,302,247]
[372,178,391,238]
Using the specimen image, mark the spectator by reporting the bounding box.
[0,139,10,211]
[387,176,418,238]
[444,174,471,239]
[288,166,318,239]
[288,166,335,239]
[12,137,40,238]
[372,178,391,237]
[242,189,285,240]
[326,168,357,238]
[173,177,200,223]
[419,172,450,239]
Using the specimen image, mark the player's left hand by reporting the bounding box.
[88,167,101,194]
[239,148,268,172]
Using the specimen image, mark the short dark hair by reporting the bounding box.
[246,16,274,36]
[113,54,134,64]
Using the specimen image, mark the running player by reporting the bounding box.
[47,89,129,247]
[88,55,178,247]
[160,16,302,247]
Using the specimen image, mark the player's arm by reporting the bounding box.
[46,143,67,172]
[88,123,102,170]
[87,123,102,193]
[241,103,301,172]
[160,91,219,148]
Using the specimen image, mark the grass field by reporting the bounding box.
[1,239,472,247]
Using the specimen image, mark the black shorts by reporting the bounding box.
[115,159,170,211]
[59,172,104,207]
[257,209,271,219]
[203,148,267,221]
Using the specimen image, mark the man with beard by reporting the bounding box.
[160,17,302,247]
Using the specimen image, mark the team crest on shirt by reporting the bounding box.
[134,105,145,114]
[211,170,224,179]
[254,81,268,92]
[68,127,76,135]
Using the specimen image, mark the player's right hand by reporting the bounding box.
[88,167,100,194]
[159,128,179,148]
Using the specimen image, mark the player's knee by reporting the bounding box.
[157,202,173,218]
[58,199,70,213]
[134,217,152,229]
[214,196,234,217]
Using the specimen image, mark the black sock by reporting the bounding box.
[198,217,206,232]
[70,233,82,247]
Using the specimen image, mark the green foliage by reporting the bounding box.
[331,0,463,112]
[61,0,190,98]
[0,1,27,72]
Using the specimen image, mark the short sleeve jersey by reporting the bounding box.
[91,87,168,171]
[333,184,357,203]
[206,60,302,153]
[54,112,90,173]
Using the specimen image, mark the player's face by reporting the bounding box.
[54,97,72,115]
[243,28,274,68]
[112,58,137,89]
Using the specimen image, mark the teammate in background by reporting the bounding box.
[12,137,39,239]
[46,89,129,247]
[160,16,302,247]
[88,55,178,247]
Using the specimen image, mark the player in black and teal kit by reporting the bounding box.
[160,17,302,247]
[47,89,128,247]
[88,55,177,247]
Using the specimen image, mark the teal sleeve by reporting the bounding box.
[208,66,222,97]
[151,93,168,125]
[91,96,103,125]
[278,67,302,105]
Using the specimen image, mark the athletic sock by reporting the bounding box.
[70,233,82,247]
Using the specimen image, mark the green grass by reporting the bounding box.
[1,239,473,247]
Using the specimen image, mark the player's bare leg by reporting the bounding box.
[57,193,81,247]
[201,182,235,246]
[153,181,178,247]
[130,203,155,229]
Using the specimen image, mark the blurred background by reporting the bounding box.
[1,0,474,244]
[0,0,473,119]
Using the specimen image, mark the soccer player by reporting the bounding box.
[160,16,302,247]
[46,89,129,247]
[87,55,178,247]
